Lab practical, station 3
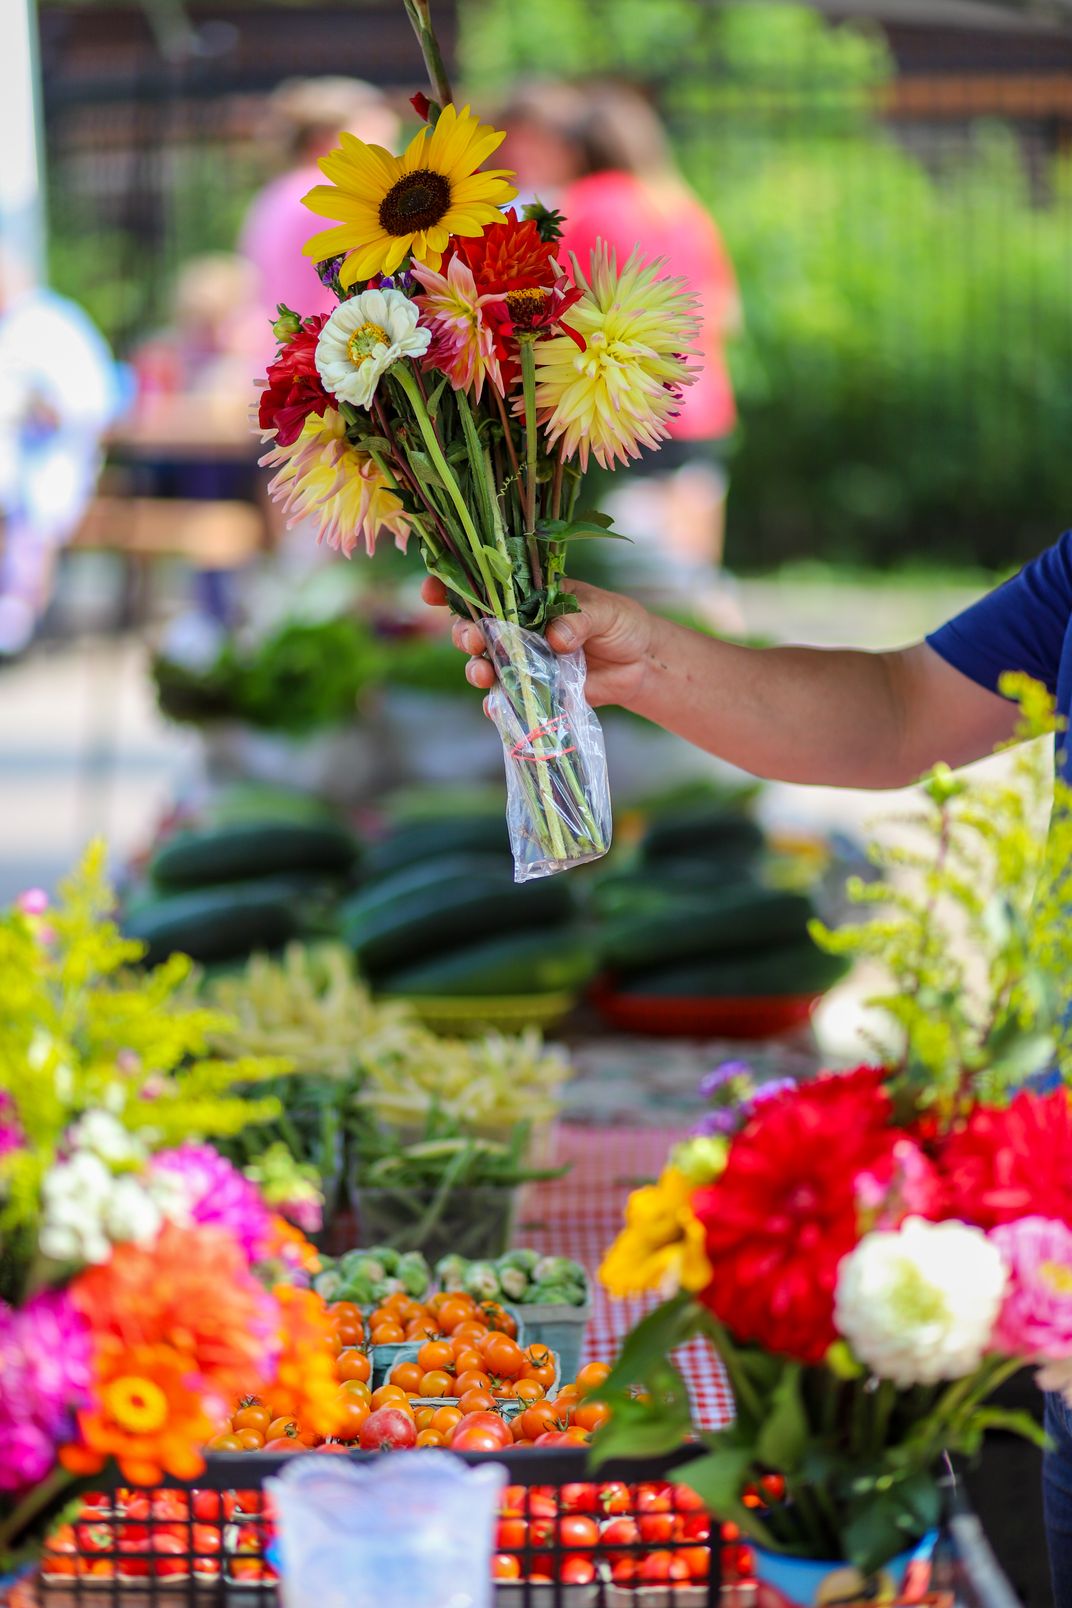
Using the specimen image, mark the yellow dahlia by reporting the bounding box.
[260,411,410,557]
[599,1166,713,1301]
[302,103,517,286]
[534,246,701,471]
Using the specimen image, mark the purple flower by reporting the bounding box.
[746,1078,797,1112]
[698,1061,752,1100]
[15,888,49,916]
[690,1108,739,1139]
[150,1143,272,1262]
[0,1290,92,1494]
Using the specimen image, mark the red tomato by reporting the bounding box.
[636,1484,672,1513]
[496,1518,528,1551]
[499,1485,527,1517]
[671,1483,708,1514]
[491,1554,522,1581]
[558,1557,597,1585]
[637,1550,691,1584]
[191,1491,221,1522]
[681,1511,712,1542]
[451,1410,511,1448]
[192,1525,221,1556]
[639,1511,676,1544]
[600,1516,640,1549]
[76,1522,115,1554]
[679,1545,712,1580]
[560,1483,598,1513]
[533,1430,575,1446]
[151,1534,188,1578]
[451,1424,510,1452]
[358,1407,418,1452]
[264,1436,305,1452]
[557,1515,599,1552]
[598,1482,632,1515]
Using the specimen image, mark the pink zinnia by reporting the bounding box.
[990,1216,1072,1359]
[151,1143,273,1262]
[0,1290,92,1494]
[412,256,504,401]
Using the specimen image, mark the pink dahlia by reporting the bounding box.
[0,1290,92,1493]
[412,255,504,401]
[150,1143,272,1262]
[990,1216,1072,1359]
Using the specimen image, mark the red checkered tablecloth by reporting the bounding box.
[519,1123,734,1430]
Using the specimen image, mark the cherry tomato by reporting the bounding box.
[671,1483,708,1514]
[484,1335,525,1379]
[599,1482,632,1516]
[206,1432,242,1451]
[679,1546,712,1580]
[336,1349,371,1384]
[414,1406,436,1430]
[454,1369,492,1396]
[450,1411,512,1449]
[431,1405,464,1436]
[479,1301,518,1338]
[451,1424,508,1452]
[560,1483,598,1513]
[334,1397,371,1440]
[436,1298,474,1333]
[390,1362,424,1395]
[338,1379,372,1404]
[415,1428,446,1447]
[452,1345,485,1374]
[557,1515,599,1551]
[639,1511,676,1545]
[491,1555,521,1581]
[519,1402,564,1440]
[496,1517,528,1551]
[575,1361,611,1394]
[457,1388,496,1414]
[192,1524,222,1556]
[191,1491,221,1522]
[558,1557,596,1585]
[417,1339,454,1373]
[452,1320,488,1346]
[358,1407,418,1451]
[637,1550,691,1584]
[370,1322,405,1344]
[235,1428,265,1451]
[601,1516,640,1549]
[266,1417,299,1442]
[232,1400,271,1434]
[511,1379,544,1405]
[419,1369,455,1398]
[572,1400,610,1432]
[370,1385,410,1412]
[263,1435,304,1452]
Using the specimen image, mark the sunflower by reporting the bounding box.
[303,103,517,286]
[534,245,701,471]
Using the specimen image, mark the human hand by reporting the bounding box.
[419,576,657,709]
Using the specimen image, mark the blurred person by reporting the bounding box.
[240,77,401,349]
[500,81,741,623]
[0,248,119,657]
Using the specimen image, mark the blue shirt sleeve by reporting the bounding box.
[926,531,1072,697]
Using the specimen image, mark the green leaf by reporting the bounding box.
[571,507,615,528]
[406,450,444,488]
[756,1363,808,1472]
[424,555,487,617]
[481,545,514,584]
[589,1359,693,1467]
[599,1293,704,1396]
[352,434,393,455]
[955,1405,1050,1453]
[842,1469,939,1575]
[424,375,450,420]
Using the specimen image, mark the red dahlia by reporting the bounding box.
[691,1067,898,1365]
[258,313,332,447]
[455,209,559,295]
[940,1089,1072,1229]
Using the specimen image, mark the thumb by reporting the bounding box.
[545,580,614,655]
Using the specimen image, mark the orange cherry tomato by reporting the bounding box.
[370,1322,405,1345]
[370,1385,410,1412]
[234,1428,264,1451]
[452,1346,485,1374]
[511,1379,545,1405]
[430,1405,463,1436]
[390,1362,424,1395]
[575,1361,611,1394]
[415,1428,446,1448]
[436,1298,476,1334]
[417,1340,454,1374]
[452,1320,488,1346]
[266,1417,299,1442]
[336,1349,371,1384]
[206,1433,243,1451]
[418,1370,455,1398]
[519,1402,565,1441]
[232,1401,271,1435]
[454,1370,492,1396]
[457,1388,496,1415]
[573,1400,610,1432]
[334,1397,371,1440]
[414,1407,436,1431]
[479,1302,518,1338]
[338,1379,371,1403]
[484,1336,525,1379]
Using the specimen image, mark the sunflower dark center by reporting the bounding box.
[379,169,452,236]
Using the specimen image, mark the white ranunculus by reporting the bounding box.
[835,1216,1008,1387]
[315,288,431,409]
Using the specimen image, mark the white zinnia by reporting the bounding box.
[315,288,431,409]
[835,1216,1007,1387]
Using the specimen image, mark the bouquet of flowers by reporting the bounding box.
[597,1072,1065,1599]
[0,854,345,1570]
[255,0,701,880]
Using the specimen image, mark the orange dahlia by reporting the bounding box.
[270,1286,348,1440]
[64,1223,275,1483]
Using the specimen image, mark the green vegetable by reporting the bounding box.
[397,1251,432,1297]
[149,820,359,890]
[498,1266,529,1301]
[381,929,596,998]
[499,1248,540,1275]
[123,880,306,966]
[463,1261,502,1300]
[436,1253,468,1291]
[600,888,817,976]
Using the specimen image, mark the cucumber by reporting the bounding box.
[341,869,573,977]
[123,880,304,965]
[381,929,597,997]
[592,862,761,919]
[365,816,510,879]
[200,783,343,828]
[600,887,816,976]
[345,854,559,919]
[639,807,765,866]
[618,937,850,998]
[150,820,358,889]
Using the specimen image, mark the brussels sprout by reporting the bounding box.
[498,1248,540,1275]
[529,1281,576,1305]
[463,1261,502,1301]
[498,1266,530,1301]
[313,1268,344,1300]
[436,1253,468,1292]
[336,1276,377,1304]
[380,1276,404,1298]
[341,1253,386,1285]
[398,1252,430,1296]
[369,1246,401,1275]
[532,1255,575,1286]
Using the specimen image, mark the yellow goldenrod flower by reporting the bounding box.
[600,1167,713,1300]
[260,411,410,558]
[302,103,517,285]
[534,246,701,471]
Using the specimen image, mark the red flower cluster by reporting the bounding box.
[453,210,584,381]
[691,1068,900,1364]
[940,1089,1072,1230]
[258,314,332,447]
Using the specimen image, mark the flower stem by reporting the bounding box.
[519,334,544,592]
[0,1465,75,1555]
[394,364,503,616]
[401,0,453,107]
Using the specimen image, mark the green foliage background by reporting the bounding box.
[460,0,1072,568]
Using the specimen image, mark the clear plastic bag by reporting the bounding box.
[483,617,612,883]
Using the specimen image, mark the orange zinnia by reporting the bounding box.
[65,1223,276,1483]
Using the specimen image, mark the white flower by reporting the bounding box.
[102,1176,163,1247]
[835,1216,1008,1387]
[71,1110,146,1165]
[315,287,431,409]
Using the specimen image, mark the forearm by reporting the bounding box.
[629,618,944,790]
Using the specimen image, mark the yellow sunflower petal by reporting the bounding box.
[383,233,416,274]
[399,124,432,174]
[423,224,451,254]
[303,222,371,261]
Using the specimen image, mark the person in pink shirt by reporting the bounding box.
[240,78,400,359]
[500,82,741,618]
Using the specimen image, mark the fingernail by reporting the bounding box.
[465,660,482,686]
[552,621,576,650]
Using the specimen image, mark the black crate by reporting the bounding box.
[36,1446,1017,1608]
